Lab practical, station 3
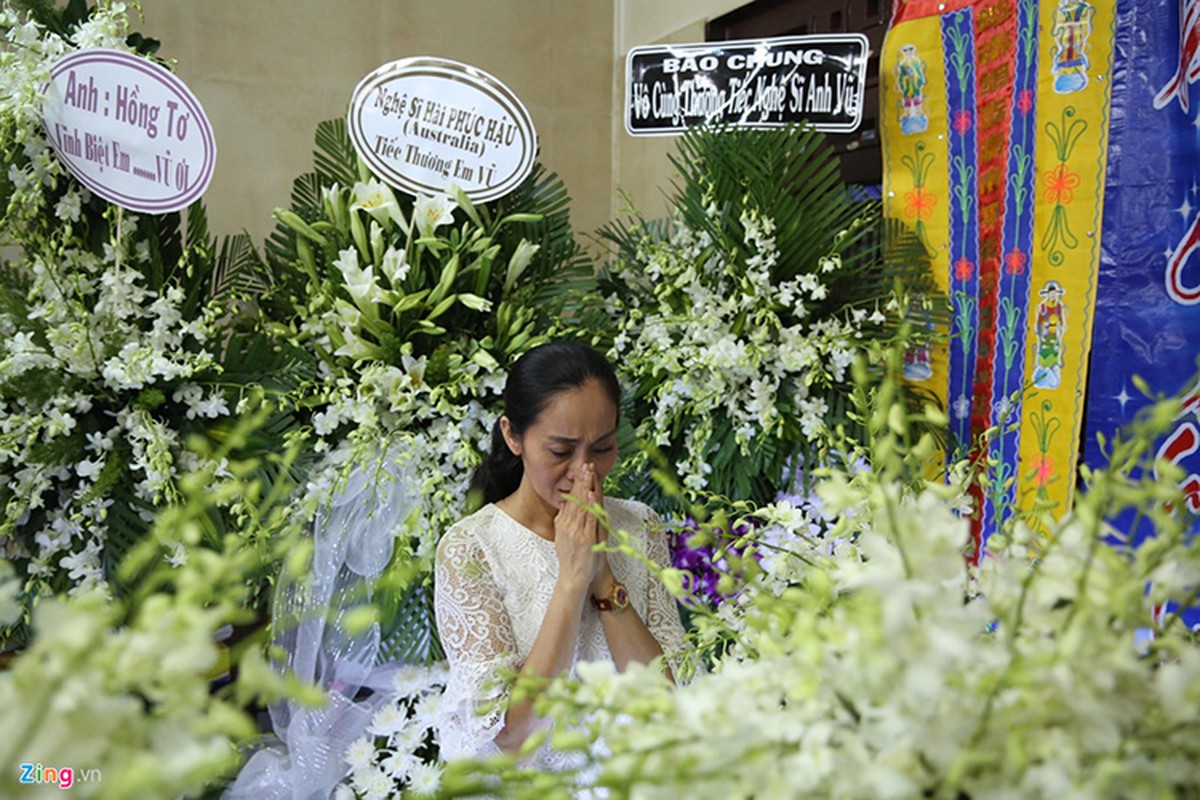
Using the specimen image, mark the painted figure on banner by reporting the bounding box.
[1051,0,1096,94]
[896,44,929,135]
[902,297,934,381]
[904,342,933,381]
[1032,280,1066,389]
[1152,0,1199,112]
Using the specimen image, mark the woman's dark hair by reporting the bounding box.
[471,341,620,505]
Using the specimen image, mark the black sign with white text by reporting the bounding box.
[625,34,869,136]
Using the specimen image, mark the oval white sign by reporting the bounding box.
[42,48,216,214]
[347,57,537,203]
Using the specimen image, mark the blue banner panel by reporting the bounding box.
[1083,0,1200,625]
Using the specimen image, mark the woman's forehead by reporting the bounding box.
[531,380,618,432]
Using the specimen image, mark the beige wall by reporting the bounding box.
[612,0,745,224]
[138,0,743,247]
[140,0,615,243]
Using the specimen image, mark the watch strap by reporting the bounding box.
[591,581,629,612]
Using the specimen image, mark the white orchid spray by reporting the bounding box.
[0,410,310,800]
[583,125,943,513]
[0,6,219,607]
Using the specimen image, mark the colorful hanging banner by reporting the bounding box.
[882,11,954,484]
[882,0,1115,556]
[1016,0,1114,528]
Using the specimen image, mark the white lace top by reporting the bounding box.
[433,497,686,764]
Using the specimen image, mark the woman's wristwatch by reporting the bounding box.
[591,580,629,612]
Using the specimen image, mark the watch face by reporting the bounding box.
[613,584,629,608]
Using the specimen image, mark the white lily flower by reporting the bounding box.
[321,181,343,221]
[334,333,378,361]
[504,239,540,290]
[333,248,383,307]
[413,192,457,238]
[401,354,427,385]
[334,298,362,328]
[457,293,492,313]
[380,245,410,287]
[349,179,404,229]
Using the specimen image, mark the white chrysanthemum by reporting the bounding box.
[342,737,376,773]
[391,666,439,695]
[412,690,444,722]
[368,703,409,737]
[356,766,395,800]
[407,762,443,796]
[380,747,419,781]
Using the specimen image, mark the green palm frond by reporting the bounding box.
[262,121,354,289]
[312,117,361,191]
[135,206,183,295]
[0,260,31,308]
[379,581,443,664]
[219,332,317,396]
[670,125,854,277]
[102,481,155,596]
[597,213,672,265]
[210,231,268,300]
[492,163,592,316]
[185,199,210,253]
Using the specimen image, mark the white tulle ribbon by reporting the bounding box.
[225,446,419,800]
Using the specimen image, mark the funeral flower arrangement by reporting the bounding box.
[583,126,943,511]
[256,120,590,656]
[0,3,301,634]
[4,7,1199,800]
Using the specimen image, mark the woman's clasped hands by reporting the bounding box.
[553,462,614,599]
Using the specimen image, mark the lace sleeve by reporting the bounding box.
[641,508,690,678]
[434,523,518,759]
